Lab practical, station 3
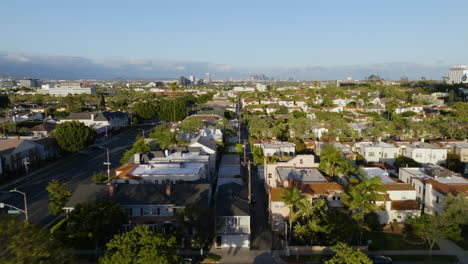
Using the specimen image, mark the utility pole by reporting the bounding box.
[248,160,251,204]
[98,146,111,181]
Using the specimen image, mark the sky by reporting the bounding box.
[0,0,467,80]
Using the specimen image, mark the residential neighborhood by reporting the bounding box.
[1,2,468,264]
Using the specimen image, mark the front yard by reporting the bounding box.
[365,232,439,251]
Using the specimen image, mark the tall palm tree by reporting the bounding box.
[318,143,344,177]
[343,172,385,244]
[281,187,307,239]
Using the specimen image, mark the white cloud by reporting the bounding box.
[0,51,450,80]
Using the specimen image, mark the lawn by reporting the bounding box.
[386,255,459,263]
[365,232,439,251]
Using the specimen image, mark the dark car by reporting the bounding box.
[369,255,392,264]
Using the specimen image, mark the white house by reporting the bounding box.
[398,141,447,165]
[190,136,217,174]
[215,183,250,248]
[399,165,468,214]
[312,125,328,139]
[356,141,400,165]
[114,162,206,184]
[58,111,130,134]
[261,141,295,157]
[360,167,420,223]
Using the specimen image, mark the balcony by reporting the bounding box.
[217,224,250,234]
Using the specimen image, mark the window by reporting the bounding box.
[436,196,439,204]
[268,173,272,179]
[300,159,303,164]
[368,152,375,157]
[142,207,160,216]
[419,186,421,194]
[416,153,422,158]
[384,153,388,158]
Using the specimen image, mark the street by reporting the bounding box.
[0,125,154,225]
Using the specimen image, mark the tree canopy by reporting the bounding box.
[178,118,204,133]
[46,179,72,216]
[66,200,127,248]
[149,125,180,150]
[134,102,157,120]
[0,215,72,264]
[53,121,97,152]
[99,225,179,264]
[120,137,152,164]
[325,242,371,264]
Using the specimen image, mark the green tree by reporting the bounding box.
[99,225,179,264]
[444,152,465,173]
[322,96,333,107]
[289,117,312,139]
[91,171,109,183]
[177,204,215,254]
[342,173,385,244]
[281,187,307,238]
[157,98,187,122]
[53,121,97,152]
[46,179,72,216]
[318,144,346,177]
[325,242,371,264]
[178,118,204,133]
[444,193,468,226]
[66,200,127,249]
[224,110,236,120]
[0,215,72,264]
[149,125,179,150]
[120,137,152,164]
[134,102,157,120]
[407,214,461,256]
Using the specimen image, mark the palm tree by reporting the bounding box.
[343,172,385,244]
[281,187,307,239]
[318,143,344,177]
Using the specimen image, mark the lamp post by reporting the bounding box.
[138,129,145,138]
[8,189,28,221]
[98,146,111,182]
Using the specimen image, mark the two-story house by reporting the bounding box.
[262,141,296,157]
[215,183,250,248]
[399,165,468,214]
[356,141,400,165]
[397,141,447,165]
[64,183,211,233]
[361,167,420,223]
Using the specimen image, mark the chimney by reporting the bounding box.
[420,138,425,143]
[165,184,171,197]
[108,183,116,197]
[134,153,141,164]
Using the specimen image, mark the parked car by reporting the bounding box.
[369,255,392,264]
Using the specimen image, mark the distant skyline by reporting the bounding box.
[1,0,467,80]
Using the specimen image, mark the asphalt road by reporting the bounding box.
[0,125,154,225]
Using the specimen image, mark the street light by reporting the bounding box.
[138,129,145,138]
[4,189,28,221]
[98,146,111,182]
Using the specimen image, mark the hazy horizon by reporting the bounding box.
[1,0,467,80]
